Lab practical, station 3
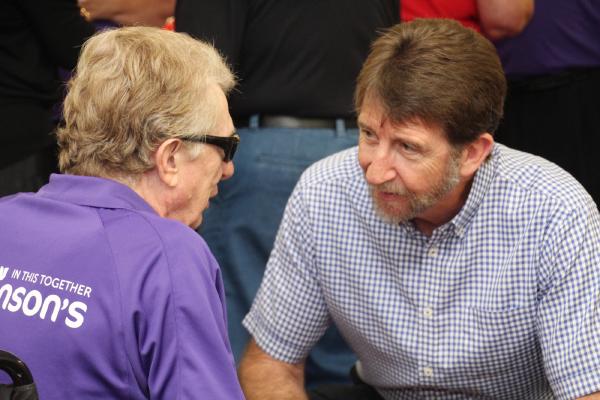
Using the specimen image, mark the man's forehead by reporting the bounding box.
[359,114,449,147]
[359,99,446,136]
[358,96,389,128]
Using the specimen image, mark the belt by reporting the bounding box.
[234,115,357,129]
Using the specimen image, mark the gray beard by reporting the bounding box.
[370,155,461,225]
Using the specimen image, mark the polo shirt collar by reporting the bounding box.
[37,173,157,215]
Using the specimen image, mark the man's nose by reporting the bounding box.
[365,154,397,186]
[221,161,235,180]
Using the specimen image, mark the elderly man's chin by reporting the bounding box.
[191,199,213,229]
[186,211,204,230]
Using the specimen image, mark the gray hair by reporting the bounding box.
[57,26,235,177]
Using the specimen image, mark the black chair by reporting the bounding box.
[0,351,39,400]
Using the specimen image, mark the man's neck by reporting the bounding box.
[126,170,169,218]
[412,177,474,237]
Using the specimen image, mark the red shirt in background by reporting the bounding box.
[401,0,481,32]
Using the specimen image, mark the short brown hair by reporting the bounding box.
[355,19,506,145]
[57,27,235,178]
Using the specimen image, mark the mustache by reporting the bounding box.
[371,182,408,196]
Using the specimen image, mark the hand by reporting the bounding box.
[78,0,121,22]
[77,0,175,27]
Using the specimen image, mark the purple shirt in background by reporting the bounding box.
[0,174,245,399]
[495,0,600,77]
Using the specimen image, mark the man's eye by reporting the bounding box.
[361,130,375,139]
[401,142,417,152]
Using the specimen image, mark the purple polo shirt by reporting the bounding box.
[495,0,600,77]
[0,174,245,399]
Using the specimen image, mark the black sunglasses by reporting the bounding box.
[180,133,240,162]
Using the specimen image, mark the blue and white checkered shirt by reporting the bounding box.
[244,144,600,400]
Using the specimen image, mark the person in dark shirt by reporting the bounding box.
[0,0,94,196]
[175,0,398,387]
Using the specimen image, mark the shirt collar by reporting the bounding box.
[448,144,498,237]
[37,173,158,215]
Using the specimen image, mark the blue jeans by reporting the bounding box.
[198,117,358,386]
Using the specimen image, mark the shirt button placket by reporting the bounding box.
[428,245,439,257]
[421,243,439,384]
[422,366,434,378]
[423,307,433,319]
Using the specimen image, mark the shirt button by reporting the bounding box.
[428,246,438,257]
[423,307,433,318]
[422,367,434,377]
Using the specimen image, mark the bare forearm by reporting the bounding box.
[477,0,534,40]
[112,0,174,27]
[578,392,600,399]
[239,340,309,400]
[79,0,175,27]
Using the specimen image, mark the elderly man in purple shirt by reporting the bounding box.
[0,27,245,399]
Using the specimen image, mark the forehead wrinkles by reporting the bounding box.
[359,107,391,133]
[359,92,389,127]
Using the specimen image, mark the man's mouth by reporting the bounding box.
[377,190,403,201]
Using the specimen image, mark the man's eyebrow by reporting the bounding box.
[357,121,372,130]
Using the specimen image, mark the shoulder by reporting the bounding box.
[142,212,216,268]
[297,146,362,193]
[102,208,218,281]
[281,146,374,231]
[288,146,368,216]
[492,144,594,212]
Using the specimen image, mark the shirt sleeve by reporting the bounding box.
[537,198,600,399]
[175,0,247,69]
[243,184,331,363]
[112,218,245,399]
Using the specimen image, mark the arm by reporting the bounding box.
[579,393,600,399]
[239,186,331,399]
[77,0,175,27]
[239,339,309,400]
[537,198,600,400]
[113,225,245,399]
[476,0,534,41]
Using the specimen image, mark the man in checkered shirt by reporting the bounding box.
[238,19,600,400]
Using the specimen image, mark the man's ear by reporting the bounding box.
[459,133,494,177]
[153,138,184,187]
